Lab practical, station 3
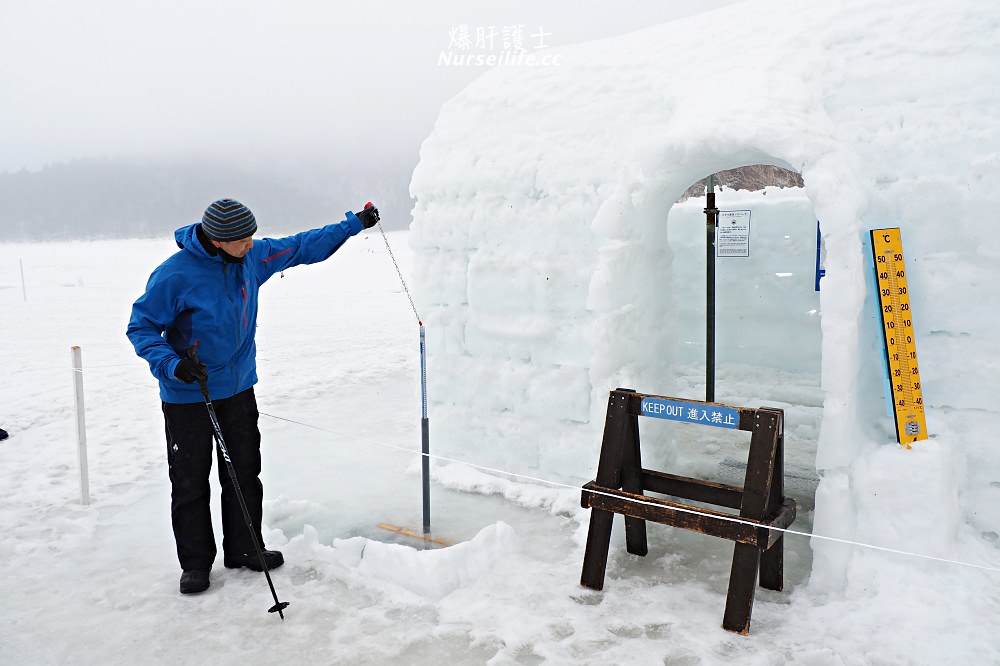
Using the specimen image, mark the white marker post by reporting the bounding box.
[20,259,26,302]
[71,346,90,505]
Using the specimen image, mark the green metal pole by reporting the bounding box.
[705,175,718,402]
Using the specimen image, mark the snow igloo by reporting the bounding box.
[409,0,1000,590]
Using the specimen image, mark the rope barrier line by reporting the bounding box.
[23,350,995,574]
[30,229,994,576]
[259,409,1000,576]
[4,363,149,372]
[13,363,147,374]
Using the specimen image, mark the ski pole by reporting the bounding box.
[186,348,290,620]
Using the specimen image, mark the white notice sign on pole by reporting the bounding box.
[717,209,751,257]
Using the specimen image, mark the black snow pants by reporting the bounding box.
[162,388,264,571]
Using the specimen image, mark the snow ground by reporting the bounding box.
[1,231,997,664]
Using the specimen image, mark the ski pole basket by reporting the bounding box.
[579,388,796,635]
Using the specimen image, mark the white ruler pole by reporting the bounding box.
[71,346,90,505]
[19,259,26,302]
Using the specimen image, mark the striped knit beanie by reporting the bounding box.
[201,199,257,241]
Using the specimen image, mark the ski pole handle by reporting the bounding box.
[185,346,210,398]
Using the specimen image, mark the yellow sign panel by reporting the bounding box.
[870,228,928,447]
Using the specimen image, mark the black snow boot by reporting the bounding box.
[224,549,284,572]
[179,568,211,594]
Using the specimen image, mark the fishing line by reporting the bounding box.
[372,219,431,532]
[374,222,421,325]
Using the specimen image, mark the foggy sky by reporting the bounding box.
[1,1,738,174]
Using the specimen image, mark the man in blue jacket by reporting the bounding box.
[127,198,379,595]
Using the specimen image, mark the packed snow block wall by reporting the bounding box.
[411,0,1000,588]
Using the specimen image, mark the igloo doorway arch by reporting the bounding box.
[660,165,823,510]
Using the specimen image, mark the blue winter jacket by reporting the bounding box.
[127,214,363,404]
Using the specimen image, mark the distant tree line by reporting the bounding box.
[0,157,416,240]
[678,165,804,202]
[0,161,803,241]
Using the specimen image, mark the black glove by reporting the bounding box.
[174,358,208,384]
[356,202,380,229]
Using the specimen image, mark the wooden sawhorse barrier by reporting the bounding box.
[579,389,797,634]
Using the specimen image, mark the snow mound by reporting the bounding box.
[409,0,1000,591]
[332,522,520,601]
